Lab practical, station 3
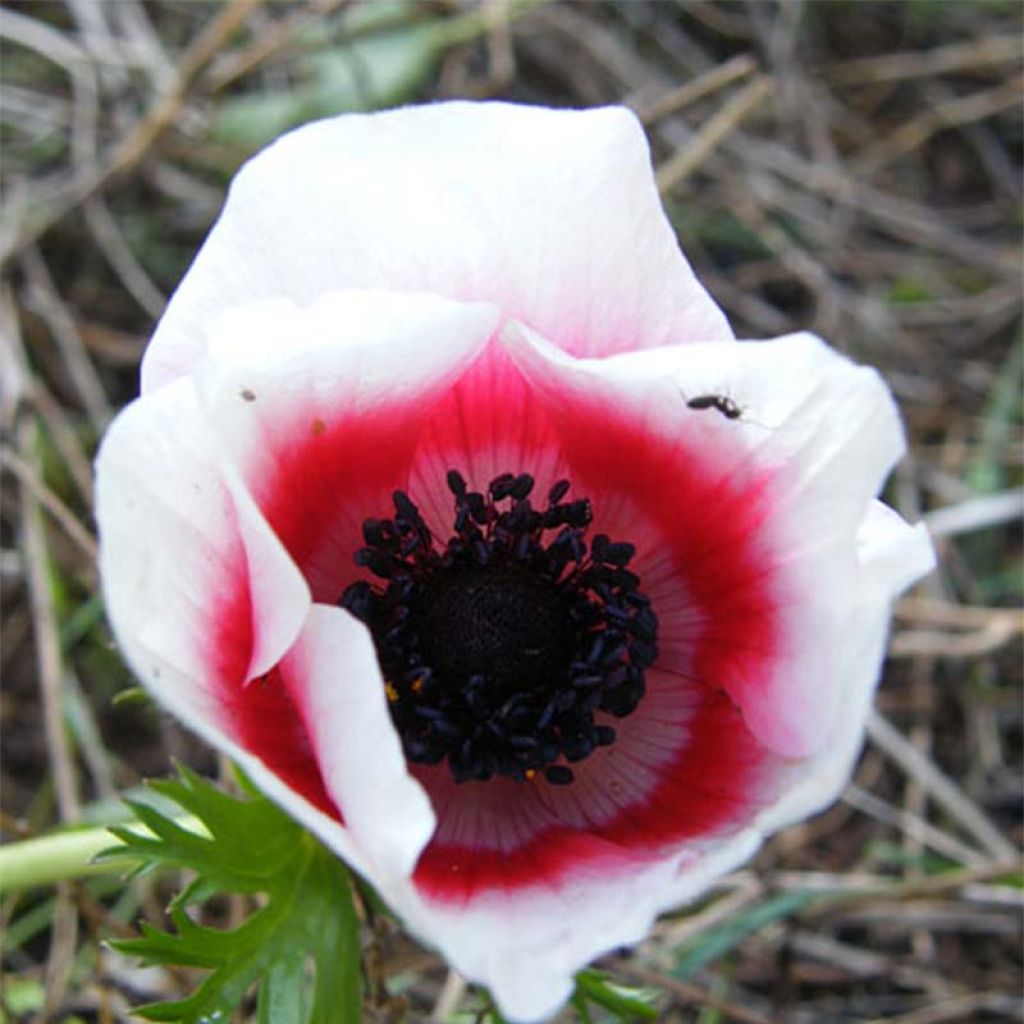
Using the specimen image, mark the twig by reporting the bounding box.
[64,670,117,801]
[843,785,989,868]
[867,713,1017,862]
[862,992,1024,1024]
[206,0,351,92]
[827,35,1023,85]
[727,183,849,336]
[0,6,99,170]
[656,75,773,193]
[6,272,83,833]
[0,84,71,134]
[483,0,516,93]
[772,860,1022,903]
[76,320,147,368]
[102,0,260,182]
[0,445,97,561]
[28,379,95,503]
[854,74,1024,176]
[108,0,177,88]
[682,2,754,42]
[803,902,1018,935]
[0,285,28,425]
[890,283,1021,327]
[727,136,1020,274]
[895,589,1023,643]
[639,53,758,125]
[616,963,774,1024]
[2,0,259,261]
[537,3,666,97]
[20,246,111,431]
[655,875,764,950]
[924,487,1024,538]
[17,413,81,827]
[787,931,950,993]
[433,970,467,1019]
[698,271,792,334]
[961,882,1024,908]
[82,196,166,319]
[890,621,1022,659]
[44,882,79,1020]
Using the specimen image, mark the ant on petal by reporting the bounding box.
[685,393,743,420]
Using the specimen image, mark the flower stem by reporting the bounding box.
[0,816,202,894]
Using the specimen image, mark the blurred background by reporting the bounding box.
[1,1,1021,1021]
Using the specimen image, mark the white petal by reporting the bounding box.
[95,376,308,711]
[384,825,764,1023]
[758,506,935,835]
[278,605,435,881]
[859,502,936,597]
[197,289,497,424]
[142,102,731,391]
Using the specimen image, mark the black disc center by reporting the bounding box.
[415,567,573,698]
[339,470,657,786]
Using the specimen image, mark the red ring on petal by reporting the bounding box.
[413,686,769,899]
[204,344,787,896]
[407,368,785,899]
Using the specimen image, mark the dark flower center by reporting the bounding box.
[340,471,657,786]
[416,566,573,697]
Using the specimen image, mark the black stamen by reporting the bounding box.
[687,393,742,419]
[447,469,467,497]
[544,765,574,785]
[339,471,657,786]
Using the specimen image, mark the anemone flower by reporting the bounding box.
[96,102,934,1021]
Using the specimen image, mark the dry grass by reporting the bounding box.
[1,1,1021,1022]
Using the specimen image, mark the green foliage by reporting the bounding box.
[669,206,773,263]
[0,976,47,1019]
[963,330,1023,604]
[470,969,659,1022]
[572,970,659,1021]
[674,891,819,979]
[210,0,539,155]
[996,870,1024,890]
[887,278,935,305]
[865,839,957,874]
[102,765,361,1024]
[211,1,454,152]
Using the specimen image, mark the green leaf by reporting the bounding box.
[1,975,46,1015]
[570,991,596,1024]
[211,1,449,151]
[259,955,310,1024]
[887,277,935,305]
[674,890,818,979]
[105,765,362,1023]
[573,970,659,1020]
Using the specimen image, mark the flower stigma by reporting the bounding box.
[340,471,658,786]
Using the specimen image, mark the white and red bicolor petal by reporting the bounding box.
[503,325,934,758]
[95,376,366,871]
[193,289,498,602]
[95,103,935,1024]
[97,289,498,885]
[140,102,732,392]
